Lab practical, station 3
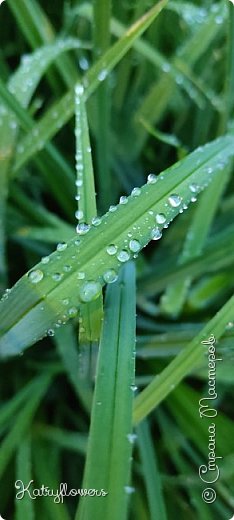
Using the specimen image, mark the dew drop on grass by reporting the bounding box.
[52,273,63,282]
[119,196,128,204]
[79,281,102,302]
[47,329,55,337]
[68,307,78,317]
[106,244,117,255]
[77,272,85,279]
[57,242,67,252]
[127,433,137,444]
[109,205,117,212]
[151,228,162,240]
[189,183,199,193]
[124,486,135,495]
[131,187,141,196]
[98,69,108,81]
[129,239,141,253]
[92,216,102,226]
[156,213,166,224]
[130,385,138,392]
[75,210,84,220]
[63,265,72,272]
[28,269,44,284]
[117,250,130,262]
[103,269,118,284]
[41,256,50,264]
[168,194,182,207]
[76,223,90,235]
[147,173,157,184]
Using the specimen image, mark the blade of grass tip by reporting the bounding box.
[75,83,103,377]
[13,0,169,171]
[137,420,167,520]
[76,262,136,520]
[0,372,52,479]
[36,424,87,456]
[15,434,34,520]
[55,324,93,413]
[93,0,112,213]
[0,135,234,355]
[160,164,232,317]
[133,293,234,424]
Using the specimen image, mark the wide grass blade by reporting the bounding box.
[0,135,234,356]
[15,435,34,520]
[76,262,136,520]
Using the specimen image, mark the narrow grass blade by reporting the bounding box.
[0,372,52,478]
[36,424,87,455]
[15,435,34,520]
[76,263,136,520]
[12,0,169,171]
[137,420,167,519]
[133,293,234,424]
[0,135,234,355]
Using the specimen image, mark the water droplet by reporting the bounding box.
[106,244,117,255]
[62,298,69,306]
[131,187,141,197]
[76,222,90,235]
[162,62,171,73]
[130,385,138,392]
[151,228,162,240]
[189,183,199,193]
[63,265,72,272]
[52,273,63,282]
[129,239,141,253]
[127,433,137,444]
[156,213,166,224]
[119,196,128,204]
[28,269,44,284]
[109,205,117,212]
[80,281,102,302]
[68,307,78,317]
[48,329,55,337]
[98,69,108,81]
[41,256,50,264]
[92,216,102,226]
[124,486,135,495]
[103,269,118,284]
[117,250,130,263]
[75,179,83,187]
[77,271,85,279]
[56,242,67,252]
[168,194,182,207]
[75,210,84,220]
[147,173,157,184]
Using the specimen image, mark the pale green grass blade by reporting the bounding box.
[12,0,169,171]
[76,262,136,520]
[0,372,52,478]
[0,135,234,355]
[161,164,232,316]
[137,420,167,519]
[15,435,34,520]
[75,83,103,351]
[133,293,234,424]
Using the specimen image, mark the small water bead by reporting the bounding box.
[156,213,166,224]
[63,265,72,273]
[68,307,78,317]
[189,183,199,193]
[191,196,197,203]
[56,242,67,252]
[103,269,118,284]
[75,179,83,187]
[130,385,138,392]
[131,187,141,197]
[79,56,89,70]
[147,173,157,184]
[127,433,137,444]
[117,250,130,263]
[41,256,50,264]
[75,210,84,220]
[62,298,69,306]
[98,69,108,81]
[52,273,63,282]
[79,281,102,302]
[77,272,85,279]
[168,194,182,207]
[92,216,102,226]
[129,239,141,253]
[28,269,44,284]
[106,244,117,255]
[76,223,90,235]
[75,195,80,201]
[124,486,135,495]
[151,228,162,240]
[119,196,128,205]
[162,62,171,73]
[109,205,117,212]
[75,239,81,246]
[47,329,55,337]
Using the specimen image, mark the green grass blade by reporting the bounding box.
[0,135,234,355]
[137,420,167,519]
[76,262,136,520]
[15,435,34,520]
[133,293,234,424]
[12,0,169,171]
